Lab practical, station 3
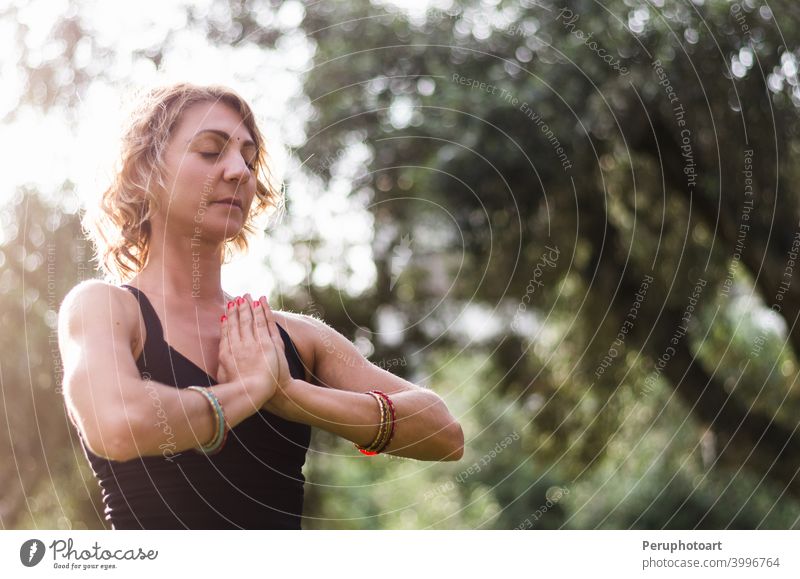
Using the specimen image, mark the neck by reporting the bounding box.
[131,222,228,304]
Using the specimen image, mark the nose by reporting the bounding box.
[223,152,251,185]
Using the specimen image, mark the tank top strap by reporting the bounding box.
[277,324,302,368]
[119,284,165,345]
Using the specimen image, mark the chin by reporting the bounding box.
[212,213,246,232]
[220,225,245,241]
[191,222,244,245]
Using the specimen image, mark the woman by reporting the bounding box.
[57,83,464,530]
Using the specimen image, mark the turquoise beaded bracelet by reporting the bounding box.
[187,386,228,455]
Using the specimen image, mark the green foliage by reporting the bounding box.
[5,0,800,528]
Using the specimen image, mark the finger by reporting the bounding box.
[226,297,242,347]
[238,292,255,341]
[258,296,277,340]
[218,310,233,375]
[260,296,286,354]
[219,309,229,349]
[257,296,285,382]
[253,295,271,349]
[259,296,283,349]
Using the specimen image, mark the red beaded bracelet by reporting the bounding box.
[354,390,396,455]
[371,390,396,453]
[355,391,386,455]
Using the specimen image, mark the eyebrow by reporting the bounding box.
[190,129,256,149]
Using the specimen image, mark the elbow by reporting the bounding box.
[106,433,142,463]
[428,393,463,461]
[84,412,143,462]
[440,419,464,462]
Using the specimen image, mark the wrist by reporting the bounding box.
[269,378,302,419]
[238,375,271,406]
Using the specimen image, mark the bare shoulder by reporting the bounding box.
[58,279,142,353]
[277,309,423,396]
[271,309,330,385]
[273,309,329,330]
[60,279,131,323]
[273,309,335,347]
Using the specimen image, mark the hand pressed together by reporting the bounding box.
[217,293,291,407]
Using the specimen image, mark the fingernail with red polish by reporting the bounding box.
[227,301,235,310]
[220,314,227,322]
[236,297,244,305]
[253,301,260,307]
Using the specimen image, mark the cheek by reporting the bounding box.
[242,193,258,216]
[171,158,220,198]
[176,156,216,182]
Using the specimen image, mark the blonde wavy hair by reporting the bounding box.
[83,82,283,283]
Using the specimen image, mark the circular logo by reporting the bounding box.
[20,539,46,567]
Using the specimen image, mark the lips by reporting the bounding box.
[213,197,243,209]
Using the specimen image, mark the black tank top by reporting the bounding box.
[78,284,312,529]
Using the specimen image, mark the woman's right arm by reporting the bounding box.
[57,281,275,462]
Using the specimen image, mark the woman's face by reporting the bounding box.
[155,100,259,245]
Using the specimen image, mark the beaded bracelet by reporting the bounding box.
[354,390,396,455]
[371,390,396,453]
[187,386,228,455]
[371,391,391,451]
[367,392,390,453]
[354,391,387,455]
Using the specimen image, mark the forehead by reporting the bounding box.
[173,100,255,145]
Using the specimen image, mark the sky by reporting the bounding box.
[1,0,541,350]
[0,0,380,301]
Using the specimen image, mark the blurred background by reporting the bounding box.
[1,0,800,529]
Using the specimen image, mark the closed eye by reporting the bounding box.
[201,151,256,171]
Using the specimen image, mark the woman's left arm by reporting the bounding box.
[264,308,464,462]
